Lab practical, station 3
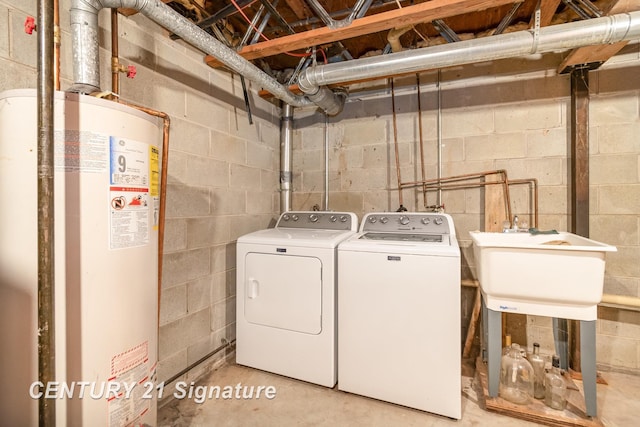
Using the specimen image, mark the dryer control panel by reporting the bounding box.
[277,211,358,231]
[361,212,453,235]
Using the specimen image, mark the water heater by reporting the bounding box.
[0,90,161,426]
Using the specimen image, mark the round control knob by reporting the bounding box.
[421,217,430,225]
[309,214,319,222]
[282,214,290,221]
[434,217,443,225]
[292,214,299,221]
[329,215,337,222]
[380,217,389,224]
[340,215,348,222]
[368,216,378,224]
[399,215,410,225]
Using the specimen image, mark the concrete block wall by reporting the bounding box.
[0,0,281,391]
[291,49,640,373]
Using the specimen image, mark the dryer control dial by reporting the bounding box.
[368,216,378,224]
[398,215,410,225]
[329,215,337,222]
[434,217,443,225]
[309,214,319,222]
[292,214,299,221]
[380,216,389,224]
[340,215,348,222]
[282,214,290,221]
[421,217,431,225]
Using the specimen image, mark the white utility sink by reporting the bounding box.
[469,231,617,320]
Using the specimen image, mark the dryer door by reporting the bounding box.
[244,253,322,334]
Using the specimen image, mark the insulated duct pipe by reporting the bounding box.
[298,11,640,92]
[280,103,294,212]
[69,0,345,115]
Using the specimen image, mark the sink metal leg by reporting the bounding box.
[485,305,502,398]
[482,297,488,362]
[553,317,569,370]
[580,320,597,418]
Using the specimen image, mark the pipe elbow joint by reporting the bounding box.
[307,86,347,116]
[297,71,319,96]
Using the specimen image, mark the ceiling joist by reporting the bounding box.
[204,0,520,68]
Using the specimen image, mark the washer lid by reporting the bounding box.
[238,227,356,248]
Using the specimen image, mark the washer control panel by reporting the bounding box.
[361,212,452,235]
[276,211,357,231]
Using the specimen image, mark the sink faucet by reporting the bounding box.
[503,215,526,233]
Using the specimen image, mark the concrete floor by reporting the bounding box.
[158,360,640,427]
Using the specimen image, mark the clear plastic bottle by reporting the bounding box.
[544,355,567,410]
[502,334,512,355]
[527,342,546,399]
[499,343,534,405]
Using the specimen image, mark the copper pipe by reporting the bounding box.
[400,169,509,187]
[509,178,539,229]
[108,11,169,313]
[408,175,538,228]
[111,9,120,96]
[115,99,170,321]
[390,78,403,208]
[399,169,533,228]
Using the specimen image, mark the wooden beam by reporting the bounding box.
[570,68,590,238]
[205,0,518,67]
[557,0,639,73]
[529,0,561,27]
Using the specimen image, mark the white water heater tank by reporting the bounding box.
[0,90,161,426]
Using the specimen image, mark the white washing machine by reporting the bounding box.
[236,211,358,387]
[338,212,461,419]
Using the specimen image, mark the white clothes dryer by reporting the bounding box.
[236,211,358,387]
[338,212,461,419]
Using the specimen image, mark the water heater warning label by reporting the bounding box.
[54,129,109,172]
[109,137,152,250]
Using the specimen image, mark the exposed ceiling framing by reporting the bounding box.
[121,0,640,88]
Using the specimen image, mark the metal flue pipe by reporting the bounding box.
[280,103,294,212]
[69,0,344,115]
[298,11,640,91]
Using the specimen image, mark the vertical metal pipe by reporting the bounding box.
[324,113,330,210]
[390,79,404,208]
[436,70,443,207]
[280,104,294,213]
[37,0,55,425]
[416,74,427,207]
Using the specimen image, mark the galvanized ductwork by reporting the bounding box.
[69,0,344,114]
[297,11,640,91]
[71,1,640,116]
